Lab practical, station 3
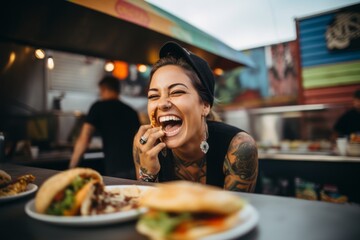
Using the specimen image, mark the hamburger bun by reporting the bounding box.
[0,169,11,186]
[140,181,244,214]
[35,168,102,213]
[137,181,245,240]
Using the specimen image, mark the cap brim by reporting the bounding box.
[159,41,192,62]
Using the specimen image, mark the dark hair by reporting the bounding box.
[150,56,209,105]
[149,56,221,121]
[354,90,360,99]
[98,76,120,93]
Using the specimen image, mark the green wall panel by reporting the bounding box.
[303,61,360,89]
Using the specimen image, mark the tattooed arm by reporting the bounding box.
[133,141,141,179]
[223,132,258,192]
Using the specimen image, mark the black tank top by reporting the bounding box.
[158,121,243,187]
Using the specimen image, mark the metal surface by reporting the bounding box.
[248,104,328,114]
[242,104,348,145]
[1,164,360,240]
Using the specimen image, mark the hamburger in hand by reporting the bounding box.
[137,181,245,240]
[35,168,103,216]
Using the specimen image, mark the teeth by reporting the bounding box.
[159,115,181,123]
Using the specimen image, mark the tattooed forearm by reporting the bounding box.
[224,132,258,192]
[133,147,140,165]
[133,146,140,178]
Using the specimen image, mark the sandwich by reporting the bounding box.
[136,181,245,240]
[151,111,158,128]
[0,170,35,197]
[35,168,103,216]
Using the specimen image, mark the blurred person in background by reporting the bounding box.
[333,89,360,138]
[69,76,140,179]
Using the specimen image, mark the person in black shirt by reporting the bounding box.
[334,89,360,137]
[69,76,140,179]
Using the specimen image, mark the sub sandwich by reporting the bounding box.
[136,181,245,240]
[35,168,103,216]
[0,170,35,197]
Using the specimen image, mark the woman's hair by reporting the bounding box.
[149,56,220,121]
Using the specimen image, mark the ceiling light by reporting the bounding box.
[35,49,45,59]
[137,64,147,73]
[214,68,224,76]
[47,56,54,70]
[104,61,115,72]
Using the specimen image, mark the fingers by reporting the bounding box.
[136,125,152,139]
[144,128,165,147]
[147,142,166,156]
[135,128,165,147]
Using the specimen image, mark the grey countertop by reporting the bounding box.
[1,164,360,240]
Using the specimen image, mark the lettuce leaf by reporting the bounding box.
[139,211,192,236]
[46,176,89,215]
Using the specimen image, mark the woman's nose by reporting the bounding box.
[158,97,172,111]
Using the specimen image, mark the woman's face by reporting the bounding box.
[147,65,210,149]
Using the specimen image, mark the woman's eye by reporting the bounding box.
[148,95,159,100]
[170,91,185,96]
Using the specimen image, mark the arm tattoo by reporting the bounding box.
[133,146,140,179]
[133,147,140,165]
[224,132,258,192]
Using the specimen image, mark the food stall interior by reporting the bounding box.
[0,1,359,205]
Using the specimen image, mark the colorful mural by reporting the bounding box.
[215,42,299,106]
[298,3,360,104]
[215,47,268,105]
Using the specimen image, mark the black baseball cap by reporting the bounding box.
[159,41,215,107]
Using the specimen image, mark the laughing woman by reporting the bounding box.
[133,42,258,192]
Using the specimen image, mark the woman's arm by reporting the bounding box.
[223,132,258,192]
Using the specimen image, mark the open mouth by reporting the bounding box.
[158,115,183,137]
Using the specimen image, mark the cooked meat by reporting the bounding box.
[0,174,35,197]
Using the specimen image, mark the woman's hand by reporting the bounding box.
[133,125,166,176]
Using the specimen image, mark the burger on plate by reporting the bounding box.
[136,181,245,240]
[35,168,103,216]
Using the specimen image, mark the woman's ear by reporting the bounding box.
[202,102,211,116]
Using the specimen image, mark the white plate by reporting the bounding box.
[25,185,152,226]
[0,183,38,203]
[201,204,259,240]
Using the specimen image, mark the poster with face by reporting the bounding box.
[266,41,299,97]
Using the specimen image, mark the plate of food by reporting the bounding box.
[136,181,259,240]
[0,170,37,203]
[25,168,153,226]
